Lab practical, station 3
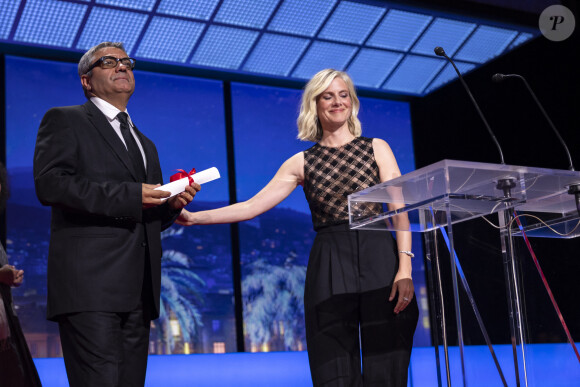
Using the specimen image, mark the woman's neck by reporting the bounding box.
[318,125,355,148]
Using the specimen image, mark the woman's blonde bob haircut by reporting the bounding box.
[297,69,361,142]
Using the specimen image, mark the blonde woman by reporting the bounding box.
[178,69,418,386]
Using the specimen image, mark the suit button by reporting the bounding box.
[141,242,147,247]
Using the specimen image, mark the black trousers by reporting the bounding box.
[305,286,419,387]
[58,299,152,387]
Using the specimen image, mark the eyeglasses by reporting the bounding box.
[85,56,136,73]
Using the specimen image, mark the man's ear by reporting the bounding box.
[81,75,91,91]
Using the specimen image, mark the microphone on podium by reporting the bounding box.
[492,72,580,213]
[434,46,506,166]
[492,73,575,171]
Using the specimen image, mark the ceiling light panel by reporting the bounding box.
[509,32,533,49]
[292,41,358,80]
[14,0,87,48]
[243,33,309,76]
[214,0,280,29]
[192,26,259,69]
[383,55,446,94]
[157,0,220,20]
[318,1,386,44]
[347,48,403,88]
[454,25,518,63]
[366,9,432,52]
[0,0,22,39]
[136,17,204,63]
[76,7,148,53]
[267,0,336,37]
[424,61,476,93]
[411,18,477,57]
[95,0,156,12]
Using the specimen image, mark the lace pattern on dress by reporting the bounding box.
[303,137,383,229]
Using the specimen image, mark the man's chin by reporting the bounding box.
[115,86,135,94]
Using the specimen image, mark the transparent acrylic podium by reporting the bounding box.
[348,159,580,386]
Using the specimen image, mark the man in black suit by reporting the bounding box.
[33,41,200,386]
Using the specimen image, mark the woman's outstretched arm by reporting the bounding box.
[177,152,304,226]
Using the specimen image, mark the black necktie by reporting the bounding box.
[117,112,146,182]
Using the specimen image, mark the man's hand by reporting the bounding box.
[168,182,201,210]
[142,183,171,208]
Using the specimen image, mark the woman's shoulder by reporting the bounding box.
[281,151,305,171]
[370,137,391,149]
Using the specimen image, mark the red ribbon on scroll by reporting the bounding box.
[170,168,196,185]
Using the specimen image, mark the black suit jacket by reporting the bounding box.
[34,100,177,321]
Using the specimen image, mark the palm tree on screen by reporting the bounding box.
[154,228,205,354]
[243,252,306,351]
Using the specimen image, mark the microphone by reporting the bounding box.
[492,73,575,171]
[434,46,506,165]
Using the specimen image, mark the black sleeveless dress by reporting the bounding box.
[302,136,418,387]
[302,136,398,306]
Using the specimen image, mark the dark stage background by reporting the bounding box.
[410,0,580,348]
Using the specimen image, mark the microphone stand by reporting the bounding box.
[435,46,506,166]
[492,73,580,214]
[434,47,515,197]
[492,73,574,171]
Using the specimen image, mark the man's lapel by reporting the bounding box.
[132,125,158,184]
[83,100,141,181]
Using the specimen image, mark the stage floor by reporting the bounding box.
[34,343,580,386]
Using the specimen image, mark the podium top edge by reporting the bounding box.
[424,159,579,175]
[347,159,580,200]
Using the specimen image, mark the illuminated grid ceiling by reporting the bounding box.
[0,0,538,96]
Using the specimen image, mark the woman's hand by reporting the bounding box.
[389,275,414,314]
[176,209,196,226]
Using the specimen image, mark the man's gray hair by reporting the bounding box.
[78,41,126,77]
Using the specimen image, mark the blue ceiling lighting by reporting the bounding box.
[267,0,336,37]
[383,55,446,94]
[509,32,533,49]
[0,0,539,97]
[192,26,259,70]
[455,25,519,63]
[367,9,432,51]
[347,48,403,88]
[95,0,156,12]
[214,0,280,29]
[411,18,477,57]
[14,0,87,48]
[157,0,220,20]
[424,61,476,94]
[76,7,148,53]
[243,34,309,76]
[0,0,22,40]
[292,41,358,80]
[136,17,205,63]
[318,1,386,44]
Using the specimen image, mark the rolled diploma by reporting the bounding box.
[155,167,220,199]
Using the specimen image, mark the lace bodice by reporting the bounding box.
[303,137,382,230]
